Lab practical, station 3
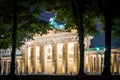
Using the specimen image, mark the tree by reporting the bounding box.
[102,0,112,75]
[43,0,99,75]
[112,20,120,38]
[82,0,120,76]
[40,0,120,76]
[111,0,120,38]
[0,0,51,75]
[9,0,17,76]
[97,0,113,75]
[98,0,120,76]
[71,0,86,75]
[0,0,51,49]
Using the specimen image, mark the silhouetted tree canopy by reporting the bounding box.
[0,0,51,49]
[98,0,120,38]
[43,0,100,36]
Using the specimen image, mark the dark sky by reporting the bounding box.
[40,12,120,48]
[91,22,120,48]
[39,11,55,22]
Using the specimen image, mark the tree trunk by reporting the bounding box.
[71,0,86,75]
[77,20,85,75]
[101,0,112,76]
[101,13,112,76]
[77,0,86,76]
[9,0,17,76]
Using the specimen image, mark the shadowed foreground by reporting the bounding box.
[0,75,120,80]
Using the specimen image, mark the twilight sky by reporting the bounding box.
[91,22,120,48]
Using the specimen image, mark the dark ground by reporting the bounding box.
[0,75,120,80]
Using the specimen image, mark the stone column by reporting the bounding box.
[63,43,67,74]
[98,55,101,74]
[3,60,6,74]
[22,47,28,74]
[31,46,40,74]
[17,60,20,74]
[66,42,74,75]
[21,59,25,74]
[87,55,90,74]
[6,60,8,74]
[89,55,94,75]
[41,44,53,74]
[1,60,4,74]
[52,45,56,74]
[116,53,119,74]
[93,55,96,75]
[35,46,40,74]
[96,54,99,75]
[118,52,120,75]
[18,60,22,74]
[101,54,104,73]
[19,60,22,74]
[7,60,9,74]
[27,47,32,74]
[74,42,78,74]
[84,54,88,74]
[118,53,120,74]
[93,55,97,75]
[113,54,117,74]
[55,43,64,75]
[111,54,114,74]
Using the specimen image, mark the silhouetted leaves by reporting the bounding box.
[0,0,51,49]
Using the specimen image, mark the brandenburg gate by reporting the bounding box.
[0,30,120,75]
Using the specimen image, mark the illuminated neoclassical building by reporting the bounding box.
[21,29,90,75]
[0,30,120,75]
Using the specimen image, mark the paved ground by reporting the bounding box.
[0,75,120,80]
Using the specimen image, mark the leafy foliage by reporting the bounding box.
[112,19,120,38]
[98,0,120,38]
[0,0,120,49]
[43,0,100,36]
[0,0,51,49]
